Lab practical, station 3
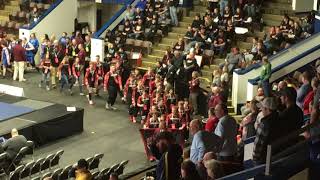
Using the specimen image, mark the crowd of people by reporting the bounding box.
[0,0,319,179]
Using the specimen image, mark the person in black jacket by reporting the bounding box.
[153,131,183,180]
[2,128,27,160]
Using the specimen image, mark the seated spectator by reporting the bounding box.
[180,160,202,180]
[252,97,279,164]
[191,14,203,31]
[172,37,185,52]
[145,19,159,41]
[69,159,92,180]
[130,19,145,40]
[303,77,319,115]
[184,26,194,43]
[296,71,312,109]
[207,86,223,110]
[190,119,222,164]
[243,0,257,18]
[214,104,238,161]
[241,99,259,140]
[205,107,219,133]
[204,159,225,179]
[223,47,244,73]
[109,173,119,180]
[29,7,40,25]
[232,7,243,26]
[211,8,222,25]
[212,30,226,57]
[2,128,27,160]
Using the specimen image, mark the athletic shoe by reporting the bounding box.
[19,79,27,82]
[38,83,42,88]
[68,89,73,96]
[79,93,84,96]
[111,106,117,110]
[105,103,111,110]
[46,86,50,91]
[132,117,137,123]
[89,100,94,105]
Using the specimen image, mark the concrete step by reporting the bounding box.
[193,5,207,12]
[4,5,19,11]
[262,14,285,22]
[262,7,294,15]
[160,37,178,45]
[0,15,9,21]
[179,21,190,28]
[264,19,281,27]
[154,43,171,51]
[263,2,291,10]
[270,0,292,3]
[237,41,252,50]
[142,60,157,67]
[151,49,166,57]
[182,16,193,23]
[168,32,185,39]
[9,0,20,6]
[171,27,188,34]
[0,10,12,16]
[143,54,162,62]
[189,11,205,18]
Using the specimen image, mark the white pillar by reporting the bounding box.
[91,38,105,61]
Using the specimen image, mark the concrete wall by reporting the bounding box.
[292,0,314,12]
[78,1,97,32]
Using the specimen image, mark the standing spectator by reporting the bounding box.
[189,71,200,115]
[50,40,64,89]
[279,87,304,140]
[154,131,183,180]
[214,104,238,161]
[190,119,222,164]
[219,0,229,16]
[169,0,179,27]
[13,39,27,82]
[38,53,51,91]
[252,97,279,164]
[240,99,259,140]
[22,37,35,69]
[59,32,68,47]
[205,107,219,133]
[260,57,272,97]
[296,71,312,108]
[180,160,202,180]
[1,41,10,78]
[29,33,39,68]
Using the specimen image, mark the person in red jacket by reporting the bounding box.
[205,107,219,133]
[104,65,123,110]
[137,89,151,124]
[72,57,84,95]
[85,62,98,105]
[13,39,27,82]
[129,85,139,123]
[95,55,105,96]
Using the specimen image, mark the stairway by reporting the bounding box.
[0,0,21,36]
[139,0,294,115]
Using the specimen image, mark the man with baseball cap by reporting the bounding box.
[253,97,280,164]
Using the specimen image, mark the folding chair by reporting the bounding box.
[114,160,129,175]
[58,164,72,180]
[40,154,54,171]
[25,140,35,160]
[31,158,45,176]
[20,161,35,179]
[51,168,63,180]
[88,153,104,171]
[98,167,110,180]
[9,146,28,169]
[50,150,64,168]
[9,165,23,180]
[0,152,8,174]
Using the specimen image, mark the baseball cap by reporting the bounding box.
[279,87,297,101]
[257,97,277,110]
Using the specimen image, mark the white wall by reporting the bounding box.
[232,33,320,109]
[19,0,78,40]
[292,0,314,12]
[77,1,97,32]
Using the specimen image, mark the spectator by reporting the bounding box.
[13,39,27,82]
[154,131,182,180]
[219,0,229,16]
[207,86,223,110]
[205,107,219,133]
[29,7,40,25]
[303,77,319,115]
[73,159,92,180]
[188,71,200,115]
[223,47,244,73]
[2,128,27,160]
[109,173,119,180]
[180,160,202,180]
[168,0,179,26]
[190,119,222,164]
[204,159,225,179]
[1,41,11,78]
[296,71,312,108]
[259,57,272,97]
[241,99,259,140]
[214,104,238,161]
[252,97,279,164]
[279,87,304,139]
[197,151,217,180]
[29,33,39,68]
[22,37,35,69]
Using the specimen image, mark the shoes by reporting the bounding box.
[46,86,50,91]
[68,89,73,96]
[111,106,117,110]
[52,85,56,89]
[89,100,94,105]
[132,117,137,123]
[19,79,26,82]
[105,103,111,110]
[79,93,84,96]
[38,84,42,88]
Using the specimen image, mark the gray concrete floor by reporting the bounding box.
[0,70,151,174]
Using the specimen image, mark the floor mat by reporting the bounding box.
[13,99,54,110]
[0,102,34,121]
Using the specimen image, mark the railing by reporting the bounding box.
[234,32,320,75]
[21,0,64,30]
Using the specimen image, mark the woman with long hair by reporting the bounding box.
[180,160,202,180]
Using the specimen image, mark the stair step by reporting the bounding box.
[182,16,193,23]
[263,2,291,10]
[161,37,177,45]
[189,11,205,18]
[154,43,171,50]
[0,10,12,16]
[264,19,281,27]
[0,15,9,21]
[262,7,294,15]
[4,5,20,11]
[9,1,20,6]
[237,41,252,50]
[193,5,207,12]
[171,27,188,34]
[262,14,285,21]
[168,32,185,39]
[152,49,166,57]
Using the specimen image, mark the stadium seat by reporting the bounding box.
[88,153,104,170]
[0,152,8,173]
[40,153,54,171]
[91,170,100,180]
[50,150,64,168]
[9,146,28,169]
[58,164,72,180]
[51,168,63,180]
[41,172,52,180]
[108,163,120,174]
[85,156,94,165]
[31,158,45,176]
[20,161,35,179]
[9,165,23,180]
[98,167,111,180]
[25,140,35,160]
[114,160,129,175]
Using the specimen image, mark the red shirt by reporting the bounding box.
[303,90,315,115]
[205,116,219,132]
[13,44,26,62]
[208,94,223,109]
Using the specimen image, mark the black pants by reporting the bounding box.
[107,86,117,106]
